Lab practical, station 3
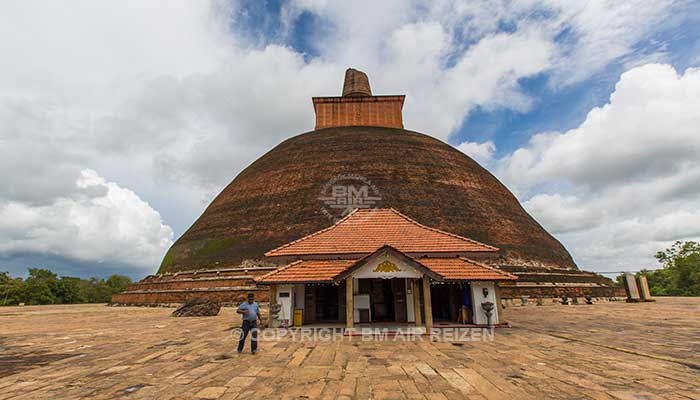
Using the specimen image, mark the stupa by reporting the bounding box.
[113,68,616,307]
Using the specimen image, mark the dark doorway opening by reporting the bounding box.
[358,278,407,323]
[316,284,339,321]
[305,284,340,323]
[431,284,465,322]
[370,279,395,322]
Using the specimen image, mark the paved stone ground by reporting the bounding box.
[0,297,699,399]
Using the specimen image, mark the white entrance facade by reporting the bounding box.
[349,252,422,324]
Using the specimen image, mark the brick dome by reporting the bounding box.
[159,126,578,274]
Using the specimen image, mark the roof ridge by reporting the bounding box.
[460,257,517,279]
[264,209,360,256]
[388,208,499,251]
[265,207,499,257]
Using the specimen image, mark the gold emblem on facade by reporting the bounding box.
[373,261,400,273]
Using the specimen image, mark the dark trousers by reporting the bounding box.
[238,320,258,353]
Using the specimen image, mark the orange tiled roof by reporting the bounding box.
[256,255,515,284]
[255,259,356,284]
[418,257,517,281]
[265,208,499,257]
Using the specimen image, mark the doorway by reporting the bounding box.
[304,283,340,323]
[430,283,465,322]
[358,278,407,323]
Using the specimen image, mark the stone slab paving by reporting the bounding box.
[0,298,699,399]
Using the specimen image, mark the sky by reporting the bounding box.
[1,0,700,279]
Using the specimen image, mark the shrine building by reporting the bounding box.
[256,208,516,328]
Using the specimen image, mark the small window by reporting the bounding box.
[279,292,290,298]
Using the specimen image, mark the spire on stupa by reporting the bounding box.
[342,68,372,97]
[312,67,405,130]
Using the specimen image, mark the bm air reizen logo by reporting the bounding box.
[318,174,381,221]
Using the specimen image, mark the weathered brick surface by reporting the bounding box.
[141,267,275,283]
[113,268,275,305]
[126,278,254,291]
[163,127,581,273]
[313,96,405,129]
[342,68,372,97]
[498,284,624,299]
[112,287,269,305]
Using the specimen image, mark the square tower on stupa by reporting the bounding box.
[312,68,405,129]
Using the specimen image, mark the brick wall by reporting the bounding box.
[112,267,275,306]
[111,288,270,306]
[126,278,255,291]
[498,285,624,299]
[313,96,405,129]
[139,268,274,284]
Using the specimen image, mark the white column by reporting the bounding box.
[406,278,415,323]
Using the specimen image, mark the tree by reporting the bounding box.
[614,273,625,287]
[22,267,84,304]
[1,272,15,305]
[22,268,59,305]
[0,269,137,306]
[59,276,89,304]
[105,275,132,294]
[0,271,26,305]
[642,241,700,296]
[0,271,9,285]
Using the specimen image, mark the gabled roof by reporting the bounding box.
[256,247,515,285]
[264,208,499,257]
[333,245,442,282]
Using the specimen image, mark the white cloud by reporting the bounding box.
[523,193,603,234]
[0,170,173,269]
[499,64,700,192]
[456,140,496,165]
[414,27,555,136]
[496,64,700,271]
[542,0,678,86]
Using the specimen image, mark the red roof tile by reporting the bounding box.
[265,208,499,257]
[255,259,355,284]
[256,251,515,284]
[418,258,517,281]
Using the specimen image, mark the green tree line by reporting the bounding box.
[0,268,132,306]
[618,241,700,296]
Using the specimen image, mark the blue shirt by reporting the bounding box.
[238,301,260,322]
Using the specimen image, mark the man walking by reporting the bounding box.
[237,293,262,354]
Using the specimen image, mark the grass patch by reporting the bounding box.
[193,238,236,257]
